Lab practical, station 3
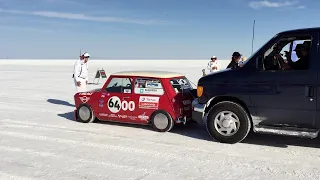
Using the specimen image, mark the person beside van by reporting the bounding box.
[207,56,221,73]
[227,52,242,69]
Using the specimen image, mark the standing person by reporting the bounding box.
[207,56,221,73]
[227,52,242,69]
[73,52,90,92]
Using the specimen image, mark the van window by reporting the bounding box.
[170,77,193,94]
[262,35,312,71]
[134,78,164,95]
[106,77,132,93]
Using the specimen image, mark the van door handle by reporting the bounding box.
[305,86,314,97]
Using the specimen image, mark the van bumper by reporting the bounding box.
[191,98,206,125]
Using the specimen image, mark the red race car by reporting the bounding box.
[74,70,197,132]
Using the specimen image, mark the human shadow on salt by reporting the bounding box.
[47,99,75,107]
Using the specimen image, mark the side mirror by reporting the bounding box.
[256,56,264,70]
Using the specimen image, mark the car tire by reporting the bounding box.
[205,101,251,144]
[76,104,95,123]
[150,110,174,132]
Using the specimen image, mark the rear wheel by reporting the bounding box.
[151,110,174,132]
[77,104,95,123]
[205,101,251,144]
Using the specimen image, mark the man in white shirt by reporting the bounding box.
[207,56,221,73]
[73,52,90,92]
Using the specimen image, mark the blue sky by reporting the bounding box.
[0,0,319,59]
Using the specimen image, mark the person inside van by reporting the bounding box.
[284,41,310,70]
[227,52,242,69]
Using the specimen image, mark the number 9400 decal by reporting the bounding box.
[107,96,135,113]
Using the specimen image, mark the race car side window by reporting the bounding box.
[105,77,132,93]
[134,78,164,95]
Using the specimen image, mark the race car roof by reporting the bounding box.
[111,70,185,78]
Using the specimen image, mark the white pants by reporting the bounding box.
[74,78,87,92]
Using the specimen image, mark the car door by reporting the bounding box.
[97,76,134,123]
[249,32,318,128]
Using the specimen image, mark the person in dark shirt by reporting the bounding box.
[285,41,310,70]
[227,52,242,69]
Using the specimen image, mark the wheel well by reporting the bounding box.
[204,96,251,120]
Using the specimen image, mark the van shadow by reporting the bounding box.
[241,132,320,148]
[47,99,75,107]
[171,124,320,148]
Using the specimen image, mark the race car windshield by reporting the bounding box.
[170,77,193,94]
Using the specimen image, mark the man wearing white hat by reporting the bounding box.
[73,52,90,92]
[207,56,221,73]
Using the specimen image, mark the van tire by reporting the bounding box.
[76,104,95,123]
[151,110,174,132]
[205,101,251,144]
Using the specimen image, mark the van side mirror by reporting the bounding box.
[256,56,264,70]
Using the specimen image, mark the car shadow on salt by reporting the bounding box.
[58,112,76,121]
[47,99,75,107]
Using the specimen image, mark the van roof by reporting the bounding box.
[111,70,185,78]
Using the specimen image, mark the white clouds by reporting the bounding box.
[248,0,304,9]
[0,8,166,25]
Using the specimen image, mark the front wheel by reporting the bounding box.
[205,101,251,144]
[76,104,95,123]
[150,110,174,132]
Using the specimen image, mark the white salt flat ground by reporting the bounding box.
[0,59,320,180]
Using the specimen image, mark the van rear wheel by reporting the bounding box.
[151,110,174,132]
[205,101,251,144]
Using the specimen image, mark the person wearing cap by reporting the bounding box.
[284,41,310,70]
[227,52,242,69]
[207,56,221,73]
[73,52,90,92]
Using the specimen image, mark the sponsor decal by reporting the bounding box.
[139,96,159,109]
[138,112,149,121]
[79,92,93,96]
[99,113,108,116]
[135,88,164,95]
[118,115,127,118]
[99,99,104,107]
[146,82,161,88]
[109,114,117,118]
[107,96,135,113]
[79,96,90,103]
